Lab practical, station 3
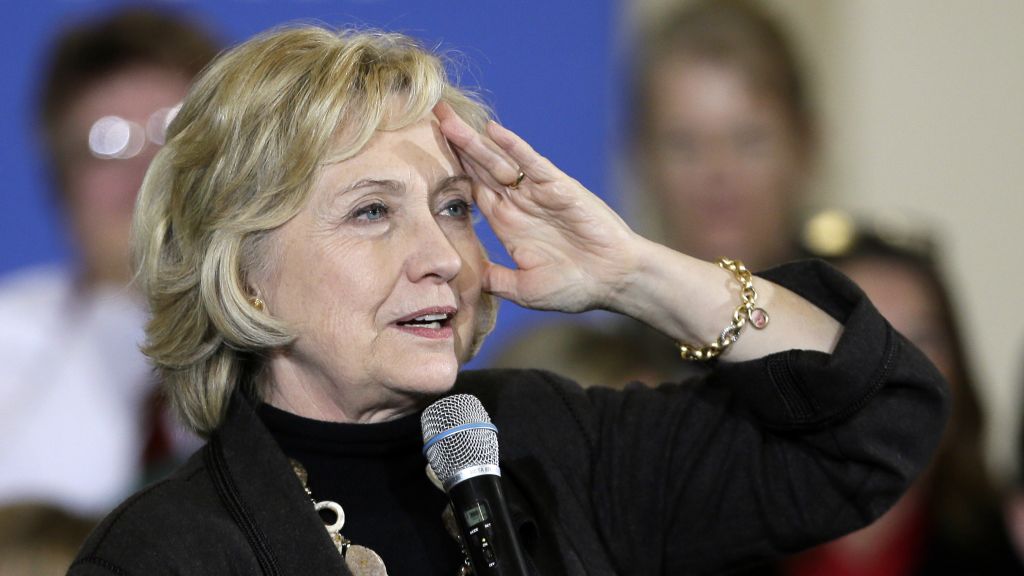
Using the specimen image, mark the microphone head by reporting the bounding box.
[421,394,499,487]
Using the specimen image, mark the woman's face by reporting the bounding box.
[259,114,486,417]
[644,59,806,269]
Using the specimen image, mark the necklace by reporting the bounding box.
[290,459,389,576]
[289,458,475,575]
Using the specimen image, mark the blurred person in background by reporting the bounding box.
[0,503,95,576]
[1002,356,1024,565]
[737,212,1023,575]
[0,8,220,520]
[630,0,814,271]
[491,0,814,386]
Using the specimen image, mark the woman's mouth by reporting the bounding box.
[394,308,456,339]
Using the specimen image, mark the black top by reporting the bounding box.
[258,403,462,575]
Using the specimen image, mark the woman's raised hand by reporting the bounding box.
[435,102,642,313]
[435,103,843,360]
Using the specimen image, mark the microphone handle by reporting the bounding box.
[447,474,529,575]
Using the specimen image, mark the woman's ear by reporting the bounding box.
[247,295,266,312]
[245,278,268,314]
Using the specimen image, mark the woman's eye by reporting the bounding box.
[440,199,474,220]
[353,202,389,222]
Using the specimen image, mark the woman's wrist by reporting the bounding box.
[602,238,736,345]
[602,241,843,363]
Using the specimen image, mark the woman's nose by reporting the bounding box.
[406,220,463,283]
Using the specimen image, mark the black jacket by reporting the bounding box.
[68,261,949,575]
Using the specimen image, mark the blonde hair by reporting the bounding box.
[134,25,495,436]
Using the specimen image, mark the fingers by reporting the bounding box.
[460,148,512,197]
[461,159,502,217]
[485,121,560,183]
[481,261,518,303]
[434,102,520,188]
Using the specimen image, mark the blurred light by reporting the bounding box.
[121,121,146,158]
[87,102,181,160]
[88,116,133,159]
[803,209,856,257]
[146,104,180,146]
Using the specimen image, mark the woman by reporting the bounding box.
[69,26,947,575]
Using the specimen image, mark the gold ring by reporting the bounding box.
[508,170,526,190]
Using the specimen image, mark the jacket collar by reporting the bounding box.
[207,391,351,575]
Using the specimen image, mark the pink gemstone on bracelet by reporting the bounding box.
[749,307,770,329]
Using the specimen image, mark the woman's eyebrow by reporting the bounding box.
[432,175,472,193]
[339,178,402,196]
[336,175,468,200]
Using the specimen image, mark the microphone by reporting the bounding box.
[421,394,529,575]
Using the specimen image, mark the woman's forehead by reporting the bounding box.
[317,117,464,193]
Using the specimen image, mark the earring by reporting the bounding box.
[248,296,265,312]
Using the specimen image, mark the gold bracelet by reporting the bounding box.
[678,258,770,361]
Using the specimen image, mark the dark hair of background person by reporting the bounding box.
[815,227,1001,555]
[629,0,814,152]
[38,7,221,193]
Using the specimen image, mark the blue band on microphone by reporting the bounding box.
[422,422,498,456]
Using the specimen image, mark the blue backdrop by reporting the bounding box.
[0,0,621,366]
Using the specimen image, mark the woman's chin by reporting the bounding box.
[388,356,460,397]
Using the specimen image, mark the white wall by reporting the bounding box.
[829,1,1024,480]
[630,0,1024,480]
